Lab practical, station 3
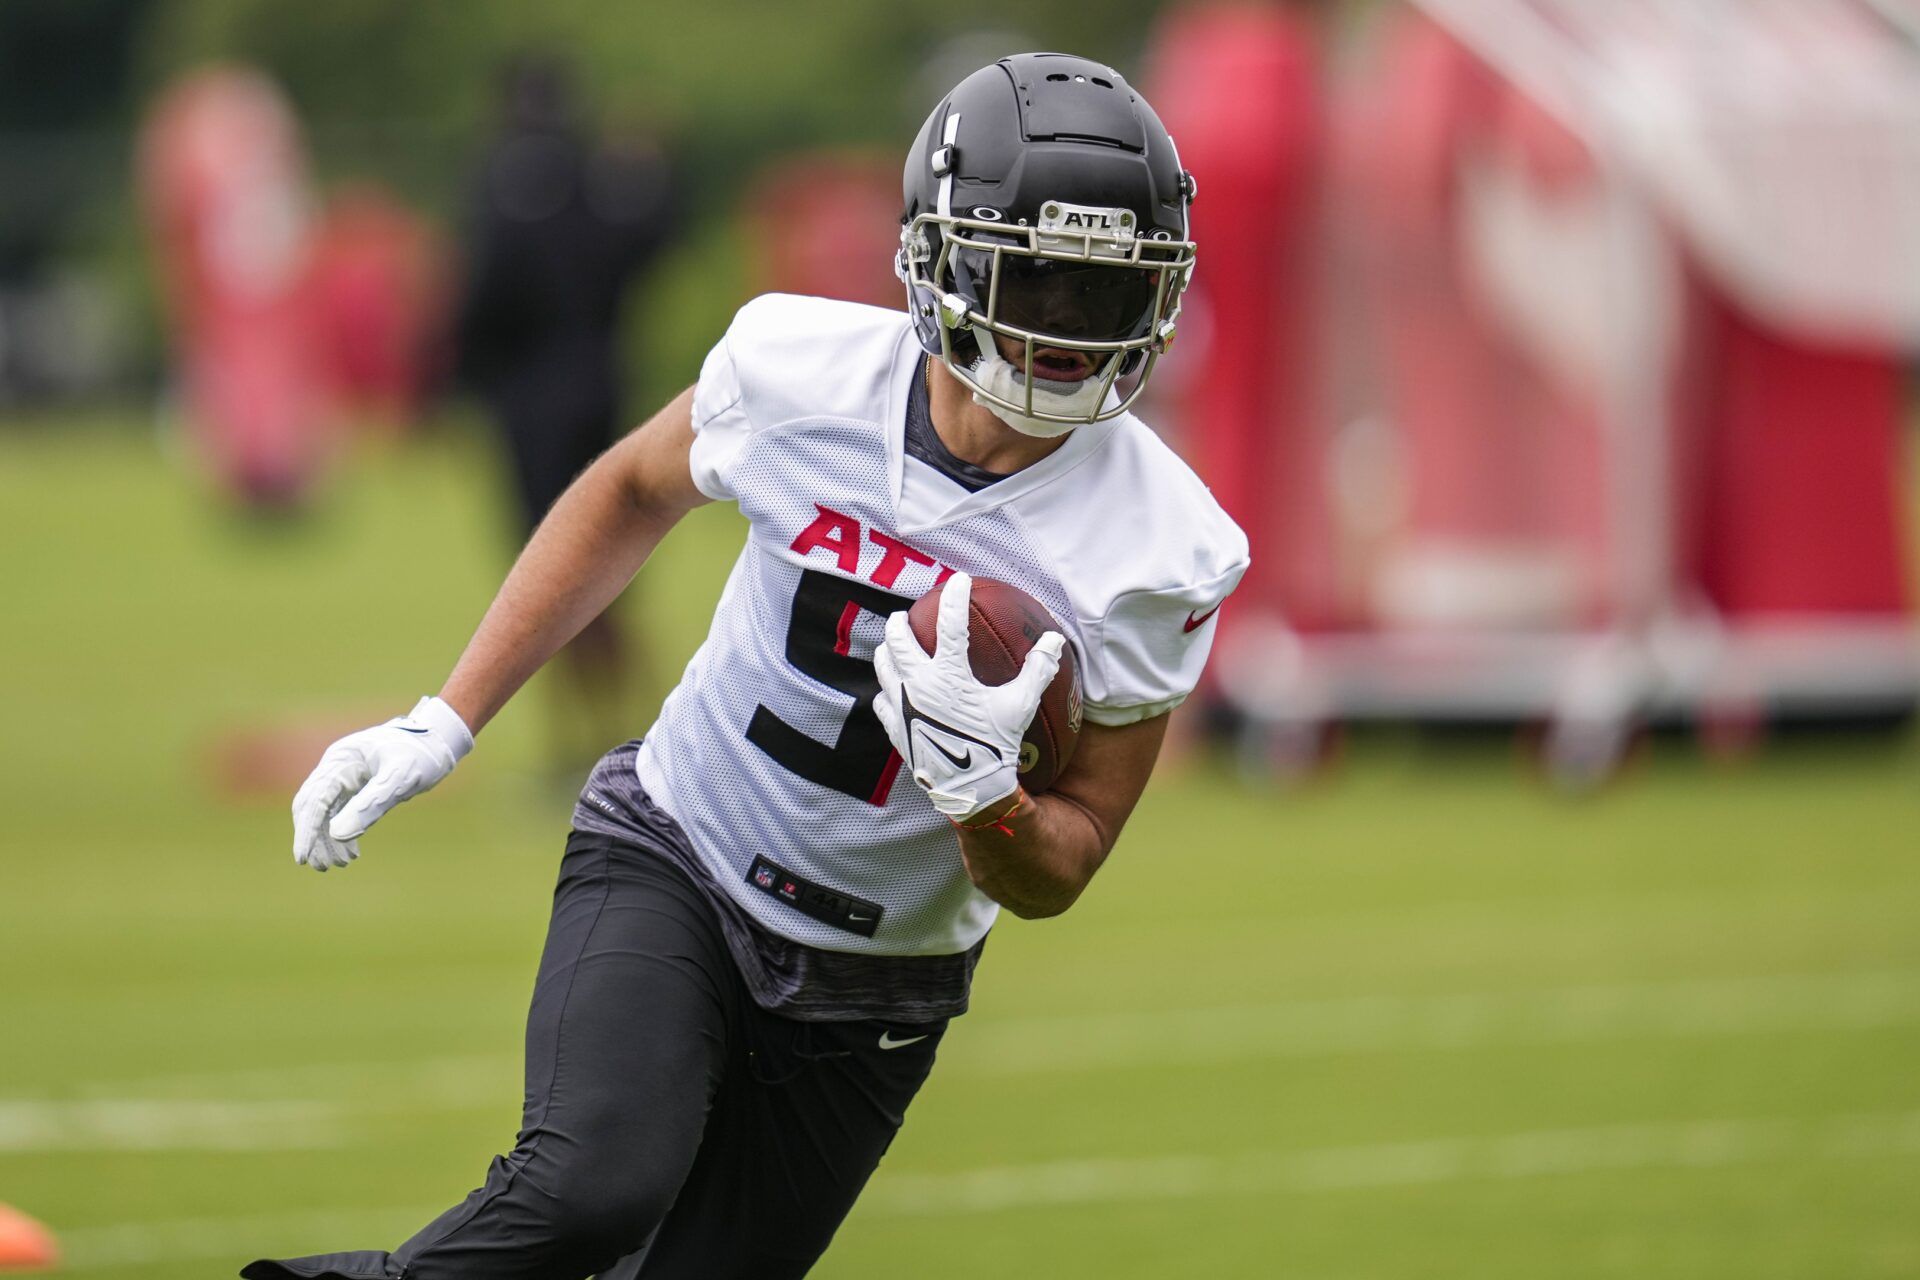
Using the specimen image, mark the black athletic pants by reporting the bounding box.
[242,833,947,1279]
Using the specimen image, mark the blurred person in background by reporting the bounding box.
[138,67,332,511]
[455,53,676,773]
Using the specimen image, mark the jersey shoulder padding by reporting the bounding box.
[722,293,912,431]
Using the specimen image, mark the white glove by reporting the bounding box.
[872,572,1065,820]
[290,696,473,872]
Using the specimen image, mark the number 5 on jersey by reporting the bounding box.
[747,569,911,805]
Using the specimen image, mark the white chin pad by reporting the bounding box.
[968,340,1111,438]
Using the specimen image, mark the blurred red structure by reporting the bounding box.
[747,151,900,307]
[138,67,330,508]
[306,185,450,430]
[1168,0,1919,780]
[139,68,449,508]
[1339,13,1613,629]
[1684,287,1910,620]
[1149,2,1333,634]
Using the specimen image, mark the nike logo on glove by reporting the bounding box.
[926,737,972,769]
[900,690,996,765]
[879,1032,930,1050]
[395,725,431,735]
[1183,604,1221,633]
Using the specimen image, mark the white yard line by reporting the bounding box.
[55,1206,443,1271]
[0,1099,347,1154]
[45,1110,1920,1270]
[948,967,1920,1074]
[868,1109,1920,1216]
[80,1054,514,1105]
[14,969,1919,1134]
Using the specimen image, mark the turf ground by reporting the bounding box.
[4,421,1919,1279]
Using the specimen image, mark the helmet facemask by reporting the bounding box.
[901,203,1195,435]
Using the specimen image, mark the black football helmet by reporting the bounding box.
[898,52,1197,428]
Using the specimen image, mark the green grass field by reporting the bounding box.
[4,421,1919,1279]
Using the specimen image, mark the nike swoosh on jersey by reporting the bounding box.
[878,1032,930,1050]
[1182,604,1221,633]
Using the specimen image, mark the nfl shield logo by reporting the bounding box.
[753,865,775,889]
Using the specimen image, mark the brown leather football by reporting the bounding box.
[906,576,1083,794]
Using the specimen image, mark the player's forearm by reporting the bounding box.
[954,788,1110,919]
[439,456,675,733]
[953,715,1167,917]
[439,389,705,734]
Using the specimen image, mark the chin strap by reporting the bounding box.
[971,388,1079,439]
[964,344,1112,438]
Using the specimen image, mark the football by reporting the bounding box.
[906,576,1083,793]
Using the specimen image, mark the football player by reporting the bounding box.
[245,52,1247,1280]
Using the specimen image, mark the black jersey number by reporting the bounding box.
[747,569,912,806]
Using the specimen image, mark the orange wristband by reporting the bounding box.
[952,789,1030,838]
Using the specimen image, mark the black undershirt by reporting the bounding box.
[905,359,1011,492]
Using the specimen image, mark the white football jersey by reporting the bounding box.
[635,293,1248,956]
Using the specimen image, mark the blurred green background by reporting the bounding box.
[5,1,1920,1277]
[3,424,1919,1277]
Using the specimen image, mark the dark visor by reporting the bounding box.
[955,247,1160,344]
